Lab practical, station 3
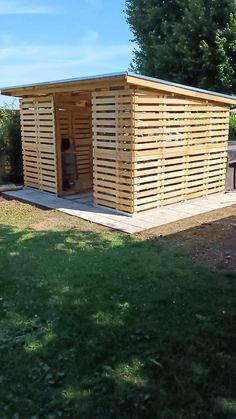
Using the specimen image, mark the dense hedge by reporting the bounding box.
[0,105,23,183]
[229,113,236,142]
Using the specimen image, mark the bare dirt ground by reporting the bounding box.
[139,203,236,273]
[1,194,236,272]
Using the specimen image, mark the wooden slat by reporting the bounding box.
[131,89,230,212]
[92,89,134,212]
[20,83,230,214]
[20,96,57,194]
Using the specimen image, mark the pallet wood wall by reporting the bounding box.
[92,87,229,213]
[20,96,57,193]
[92,88,134,212]
[55,93,93,194]
[20,84,230,213]
[132,89,229,212]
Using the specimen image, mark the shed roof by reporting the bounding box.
[1,71,236,106]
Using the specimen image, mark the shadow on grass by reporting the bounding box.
[0,223,235,419]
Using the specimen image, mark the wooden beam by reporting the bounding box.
[1,75,127,97]
[127,75,236,106]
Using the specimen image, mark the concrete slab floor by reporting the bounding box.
[2,187,236,234]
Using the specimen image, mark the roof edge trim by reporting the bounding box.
[127,72,236,102]
[0,71,128,93]
[1,71,236,105]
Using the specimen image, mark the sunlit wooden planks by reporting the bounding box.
[20,81,231,214]
[132,89,229,212]
[92,86,230,213]
[20,96,57,193]
[92,88,134,213]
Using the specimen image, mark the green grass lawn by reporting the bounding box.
[0,199,235,419]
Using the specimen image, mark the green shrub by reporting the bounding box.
[229,113,236,141]
[0,103,23,183]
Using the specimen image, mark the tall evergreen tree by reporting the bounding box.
[126,0,236,93]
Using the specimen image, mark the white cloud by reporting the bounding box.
[0,42,133,89]
[81,30,99,43]
[85,0,100,6]
[0,0,56,14]
[0,43,132,63]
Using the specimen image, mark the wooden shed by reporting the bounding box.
[1,72,236,213]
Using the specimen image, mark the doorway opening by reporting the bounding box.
[55,92,93,196]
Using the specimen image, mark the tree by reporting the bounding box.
[126,0,236,93]
[0,104,23,183]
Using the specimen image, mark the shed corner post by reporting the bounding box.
[91,91,97,206]
[19,98,25,188]
[53,94,62,196]
[223,106,231,191]
[131,87,137,214]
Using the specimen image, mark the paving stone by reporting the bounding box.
[3,188,236,234]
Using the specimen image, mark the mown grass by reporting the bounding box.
[0,199,235,419]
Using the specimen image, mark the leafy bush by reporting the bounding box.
[0,103,23,183]
[229,113,236,141]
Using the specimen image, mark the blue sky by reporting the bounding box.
[0,0,135,106]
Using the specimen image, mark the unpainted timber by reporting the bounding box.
[1,71,236,106]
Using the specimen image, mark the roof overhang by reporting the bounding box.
[0,72,128,97]
[1,71,236,106]
[127,73,236,106]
